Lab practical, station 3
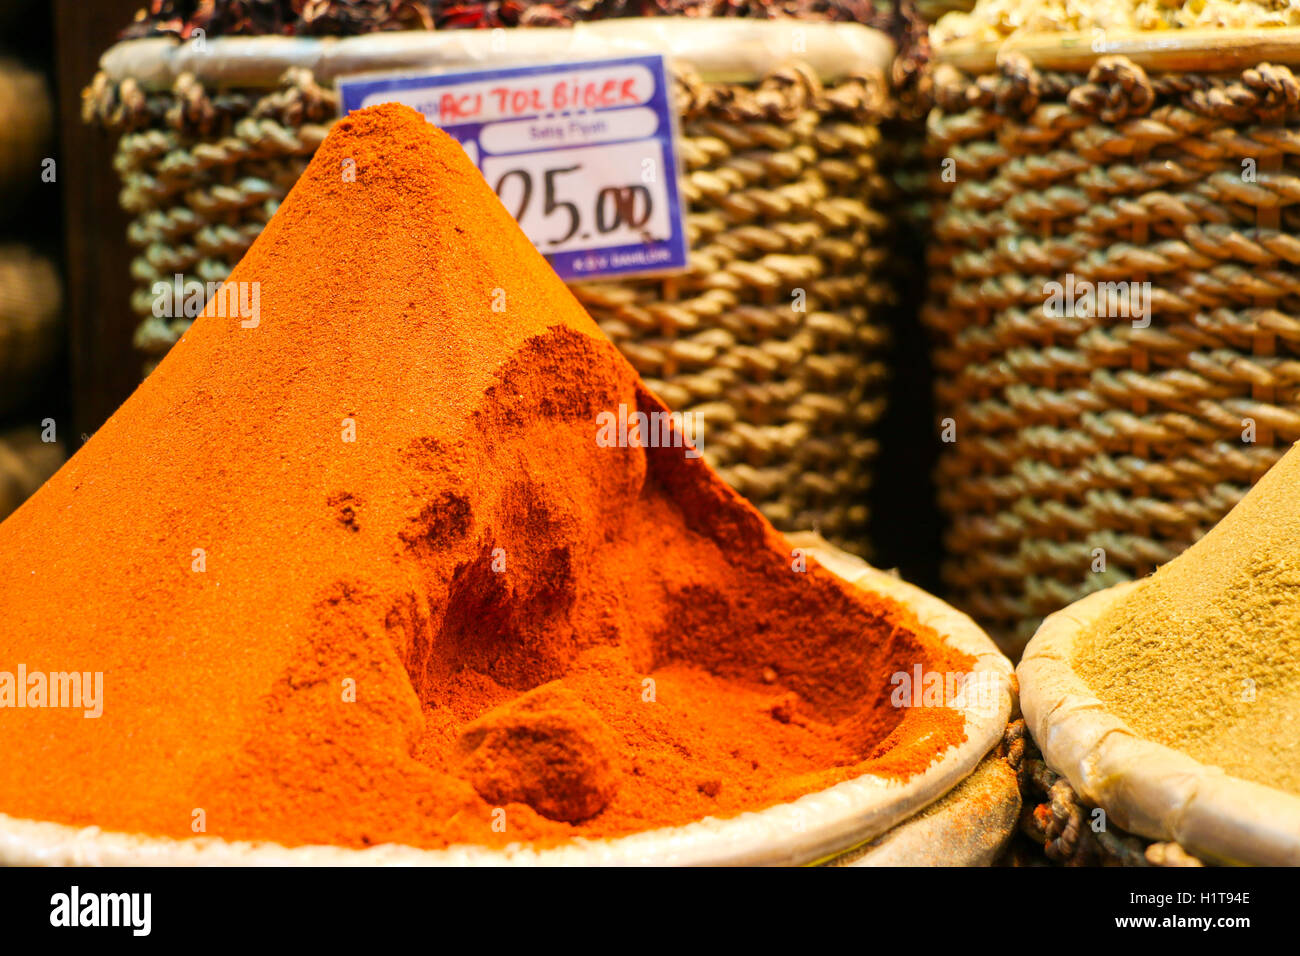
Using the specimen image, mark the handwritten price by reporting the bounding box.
[493,163,654,246]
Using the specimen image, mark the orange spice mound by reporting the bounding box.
[0,104,970,852]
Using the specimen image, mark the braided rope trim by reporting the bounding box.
[924,54,1300,650]
[1003,720,1206,866]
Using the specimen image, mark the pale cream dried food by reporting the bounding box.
[933,0,1300,47]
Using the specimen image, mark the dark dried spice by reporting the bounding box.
[120,0,918,38]
[118,0,933,87]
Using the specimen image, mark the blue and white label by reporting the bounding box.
[338,55,689,281]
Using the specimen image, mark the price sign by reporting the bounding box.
[338,55,689,281]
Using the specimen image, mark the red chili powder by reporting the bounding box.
[0,104,970,852]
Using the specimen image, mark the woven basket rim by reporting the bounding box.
[936,24,1300,73]
[0,537,1012,866]
[1019,581,1300,866]
[98,20,895,92]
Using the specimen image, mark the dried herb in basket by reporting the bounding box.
[119,0,933,103]
[121,0,911,39]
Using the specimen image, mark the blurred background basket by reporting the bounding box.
[0,244,63,419]
[0,25,65,522]
[0,425,64,520]
[0,58,53,201]
[925,27,1300,654]
[82,16,904,558]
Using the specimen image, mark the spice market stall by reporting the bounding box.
[0,105,1016,866]
[84,5,909,560]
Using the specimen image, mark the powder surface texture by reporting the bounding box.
[1075,443,1300,794]
[0,104,969,852]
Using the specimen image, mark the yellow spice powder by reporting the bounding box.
[1073,443,1300,795]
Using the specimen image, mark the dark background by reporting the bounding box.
[52,0,142,441]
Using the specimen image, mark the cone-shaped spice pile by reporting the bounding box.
[0,105,969,852]
[1076,444,1300,794]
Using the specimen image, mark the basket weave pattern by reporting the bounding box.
[84,61,892,555]
[925,54,1300,649]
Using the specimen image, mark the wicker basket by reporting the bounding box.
[0,58,53,199]
[82,21,896,557]
[923,28,1300,653]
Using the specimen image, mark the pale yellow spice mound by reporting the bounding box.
[934,0,1300,47]
[1074,443,1300,795]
